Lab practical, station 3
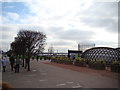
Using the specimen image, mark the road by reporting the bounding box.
[2,60,118,88]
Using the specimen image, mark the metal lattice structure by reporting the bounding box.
[81,47,119,61]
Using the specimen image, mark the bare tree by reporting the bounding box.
[11,36,27,67]
[11,30,46,71]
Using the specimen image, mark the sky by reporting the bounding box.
[0,0,119,53]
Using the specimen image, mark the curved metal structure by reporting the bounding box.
[81,47,119,61]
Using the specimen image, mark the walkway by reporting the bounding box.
[2,60,118,88]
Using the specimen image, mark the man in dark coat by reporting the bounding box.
[25,57,29,69]
[9,55,15,71]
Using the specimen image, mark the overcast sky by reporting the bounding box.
[1,0,119,52]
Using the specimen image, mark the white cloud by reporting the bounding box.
[3,1,118,33]
[7,12,19,20]
[2,12,20,24]
[76,2,118,33]
[20,1,118,33]
[1,0,33,2]
[1,24,118,52]
[2,0,119,2]
[1,1,118,52]
[1,24,19,51]
[0,15,2,24]
[58,29,95,42]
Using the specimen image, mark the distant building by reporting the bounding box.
[78,43,95,52]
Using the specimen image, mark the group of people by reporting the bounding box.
[2,55,21,73]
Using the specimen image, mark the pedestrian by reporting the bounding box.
[9,55,15,71]
[36,56,39,61]
[14,57,21,73]
[72,55,75,65]
[73,55,75,60]
[25,57,29,69]
[2,56,8,72]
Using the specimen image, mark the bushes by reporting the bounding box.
[89,60,105,70]
[111,61,120,73]
[51,57,56,62]
[43,56,51,60]
[51,57,105,69]
[63,58,73,65]
[51,56,73,65]
[50,56,119,72]
[74,58,86,67]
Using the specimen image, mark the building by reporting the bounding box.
[81,47,119,61]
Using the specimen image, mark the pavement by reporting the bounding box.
[2,59,119,88]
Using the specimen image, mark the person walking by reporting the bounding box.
[2,56,8,72]
[9,55,15,71]
[36,56,39,61]
[14,57,21,73]
[72,55,75,65]
[25,57,29,69]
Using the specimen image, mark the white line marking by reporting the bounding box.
[28,74,36,76]
[39,79,48,82]
[56,83,66,86]
[76,83,80,85]
[72,85,82,88]
[32,70,37,72]
[66,82,74,84]
[41,73,47,75]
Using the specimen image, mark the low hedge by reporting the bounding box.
[111,61,120,73]
[63,58,73,65]
[51,56,120,72]
[74,58,86,67]
[51,56,73,65]
[89,60,105,70]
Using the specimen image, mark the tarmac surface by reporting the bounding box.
[2,59,119,88]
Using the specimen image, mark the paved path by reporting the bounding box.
[2,60,118,88]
